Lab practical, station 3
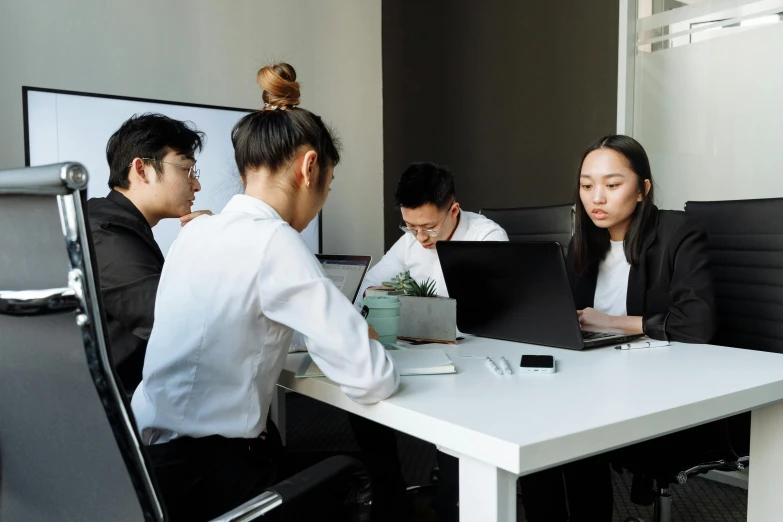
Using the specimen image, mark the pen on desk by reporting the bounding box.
[499,356,513,375]
[485,357,503,376]
[615,340,670,350]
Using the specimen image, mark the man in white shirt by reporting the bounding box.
[351,162,507,521]
[357,162,508,302]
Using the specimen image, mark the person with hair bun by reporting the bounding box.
[131,63,400,521]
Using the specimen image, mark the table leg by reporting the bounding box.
[271,387,287,446]
[748,400,783,521]
[458,454,516,522]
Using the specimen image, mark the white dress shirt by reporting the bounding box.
[357,210,508,302]
[593,240,631,316]
[131,195,399,444]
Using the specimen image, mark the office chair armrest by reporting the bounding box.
[676,456,748,485]
[210,455,372,522]
[268,454,372,505]
[0,269,88,317]
[0,287,80,316]
[209,491,282,522]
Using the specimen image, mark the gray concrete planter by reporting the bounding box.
[398,295,457,344]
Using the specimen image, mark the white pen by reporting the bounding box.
[499,356,513,375]
[485,357,503,375]
[615,340,670,350]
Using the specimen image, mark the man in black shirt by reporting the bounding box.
[88,113,209,393]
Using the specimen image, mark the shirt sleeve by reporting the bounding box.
[482,225,509,241]
[289,331,307,353]
[642,218,717,343]
[92,225,161,355]
[355,235,409,305]
[258,225,400,404]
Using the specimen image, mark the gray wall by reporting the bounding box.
[382,0,619,249]
[0,0,386,263]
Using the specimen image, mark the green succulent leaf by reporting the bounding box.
[387,271,440,297]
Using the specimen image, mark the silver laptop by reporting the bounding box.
[315,254,372,303]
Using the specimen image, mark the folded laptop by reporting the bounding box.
[315,254,371,303]
[437,241,643,350]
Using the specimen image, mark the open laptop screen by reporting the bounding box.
[315,255,371,303]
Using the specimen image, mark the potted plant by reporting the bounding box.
[381,271,457,344]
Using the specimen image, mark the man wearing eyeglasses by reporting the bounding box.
[87,113,210,393]
[357,162,508,302]
[352,162,507,520]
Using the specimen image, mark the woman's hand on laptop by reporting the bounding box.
[578,308,644,335]
[577,307,612,330]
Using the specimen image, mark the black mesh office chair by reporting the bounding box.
[480,204,575,255]
[621,197,783,522]
[0,163,372,522]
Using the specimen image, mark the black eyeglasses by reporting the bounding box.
[399,201,456,238]
[134,158,200,183]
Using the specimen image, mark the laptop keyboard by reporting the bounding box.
[582,331,616,340]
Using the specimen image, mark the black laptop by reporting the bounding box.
[437,241,643,350]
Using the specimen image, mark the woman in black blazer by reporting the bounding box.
[519,135,716,522]
[569,198,716,342]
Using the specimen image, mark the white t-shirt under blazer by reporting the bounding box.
[593,240,631,316]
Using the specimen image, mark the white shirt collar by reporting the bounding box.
[223,194,284,220]
[449,209,469,241]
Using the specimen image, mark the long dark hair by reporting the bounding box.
[572,134,656,275]
[231,63,340,190]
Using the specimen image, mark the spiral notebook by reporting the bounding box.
[295,348,456,378]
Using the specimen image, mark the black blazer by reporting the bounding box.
[567,207,716,343]
[88,190,164,392]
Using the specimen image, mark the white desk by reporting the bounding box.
[276,337,783,521]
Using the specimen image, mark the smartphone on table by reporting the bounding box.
[520,355,556,374]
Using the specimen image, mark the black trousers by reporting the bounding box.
[147,433,281,521]
[518,454,613,522]
[146,423,353,522]
[434,451,460,521]
[347,413,413,522]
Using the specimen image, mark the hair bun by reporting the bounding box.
[257,63,301,109]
